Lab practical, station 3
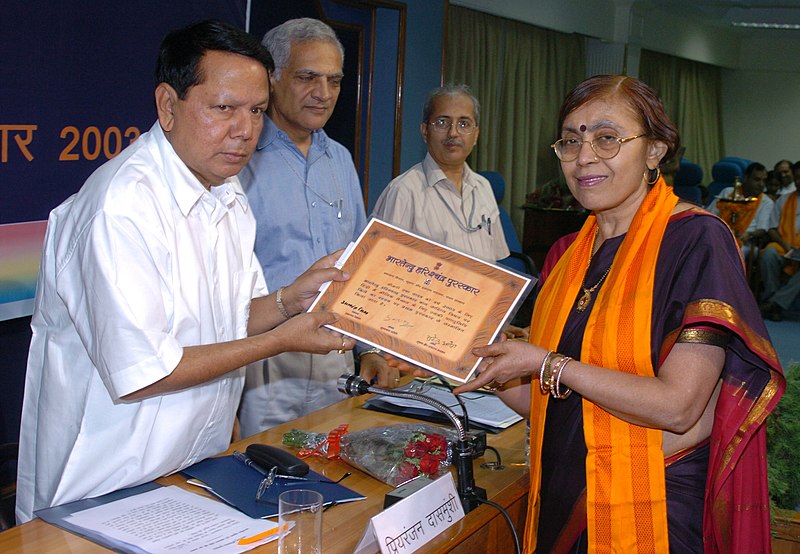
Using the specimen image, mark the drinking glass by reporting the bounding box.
[278,489,323,554]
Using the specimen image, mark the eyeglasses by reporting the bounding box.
[255,465,352,503]
[551,134,645,162]
[428,118,477,135]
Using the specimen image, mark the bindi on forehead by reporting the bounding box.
[579,124,587,132]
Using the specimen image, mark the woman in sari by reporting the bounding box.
[455,75,784,553]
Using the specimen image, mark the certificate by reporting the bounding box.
[309,219,534,383]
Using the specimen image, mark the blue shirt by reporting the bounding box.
[240,117,367,289]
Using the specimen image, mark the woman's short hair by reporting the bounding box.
[557,75,680,164]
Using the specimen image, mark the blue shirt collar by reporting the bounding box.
[257,116,332,161]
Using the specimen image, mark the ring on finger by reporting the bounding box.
[337,339,346,355]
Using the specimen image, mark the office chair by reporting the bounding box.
[478,171,537,277]
[480,171,537,327]
[673,160,703,205]
[706,161,743,206]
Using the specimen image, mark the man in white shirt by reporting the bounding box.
[707,162,772,260]
[372,84,509,263]
[774,159,796,195]
[16,20,353,523]
[759,187,800,320]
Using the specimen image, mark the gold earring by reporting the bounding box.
[645,167,660,185]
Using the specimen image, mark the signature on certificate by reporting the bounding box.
[383,315,413,328]
[425,334,457,349]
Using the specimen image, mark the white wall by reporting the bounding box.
[451,0,800,174]
[722,68,800,166]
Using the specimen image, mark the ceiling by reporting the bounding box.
[642,0,800,34]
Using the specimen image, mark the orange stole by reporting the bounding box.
[526,178,677,553]
[765,192,800,275]
[778,192,800,249]
[716,195,760,246]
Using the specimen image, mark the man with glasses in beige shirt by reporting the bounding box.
[372,84,508,263]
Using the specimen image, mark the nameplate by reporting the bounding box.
[354,473,465,554]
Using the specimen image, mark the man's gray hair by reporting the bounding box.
[263,18,344,79]
[422,84,481,126]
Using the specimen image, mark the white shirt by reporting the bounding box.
[372,153,509,262]
[707,187,774,234]
[16,122,267,522]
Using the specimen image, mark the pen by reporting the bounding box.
[234,450,350,484]
[233,450,270,477]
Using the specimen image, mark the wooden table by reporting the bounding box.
[0,394,530,553]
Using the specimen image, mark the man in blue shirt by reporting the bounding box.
[238,18,395,436]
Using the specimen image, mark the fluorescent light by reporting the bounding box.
[731,21,800,29]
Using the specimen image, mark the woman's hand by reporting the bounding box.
[453,340,543,394]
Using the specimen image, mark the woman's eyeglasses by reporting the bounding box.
[551,134,645,162]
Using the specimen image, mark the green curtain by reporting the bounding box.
[638,49,724,187]
[445,6,585,233]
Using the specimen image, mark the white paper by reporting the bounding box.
[355,473,465,554]
[376,382,523,429]
[65,485,279,553]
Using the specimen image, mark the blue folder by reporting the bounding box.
[181,455,366,519]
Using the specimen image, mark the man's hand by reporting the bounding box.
[283,250,349,314]
[359,352,400,388]
[271,311,355,355]
[383,353,435,379]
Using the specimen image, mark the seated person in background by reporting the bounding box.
[15,20,354,523]
[372,84,509,264]
[759,184,800,320]
[765,169,783,202]
[707,162,772,257]
[774,159,796,194]
[792,160,800,195]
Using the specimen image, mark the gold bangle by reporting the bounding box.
[358,347,382,360]
[276,286,291,320]
[551,356,572,399]
[546,354,566,392]
[539,351,555,395]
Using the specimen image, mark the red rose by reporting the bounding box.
[404,440,427,459]
[418,454,440,476]
[425,435,448,460]
[398,461,419,481]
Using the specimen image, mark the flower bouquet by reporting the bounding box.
[340,423,456,486]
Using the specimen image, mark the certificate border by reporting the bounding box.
[309,219,533,383]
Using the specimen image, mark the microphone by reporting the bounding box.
[338,374,487,513]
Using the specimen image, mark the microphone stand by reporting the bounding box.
[338,374,487,513]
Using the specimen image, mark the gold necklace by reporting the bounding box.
[576,229,611,312]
